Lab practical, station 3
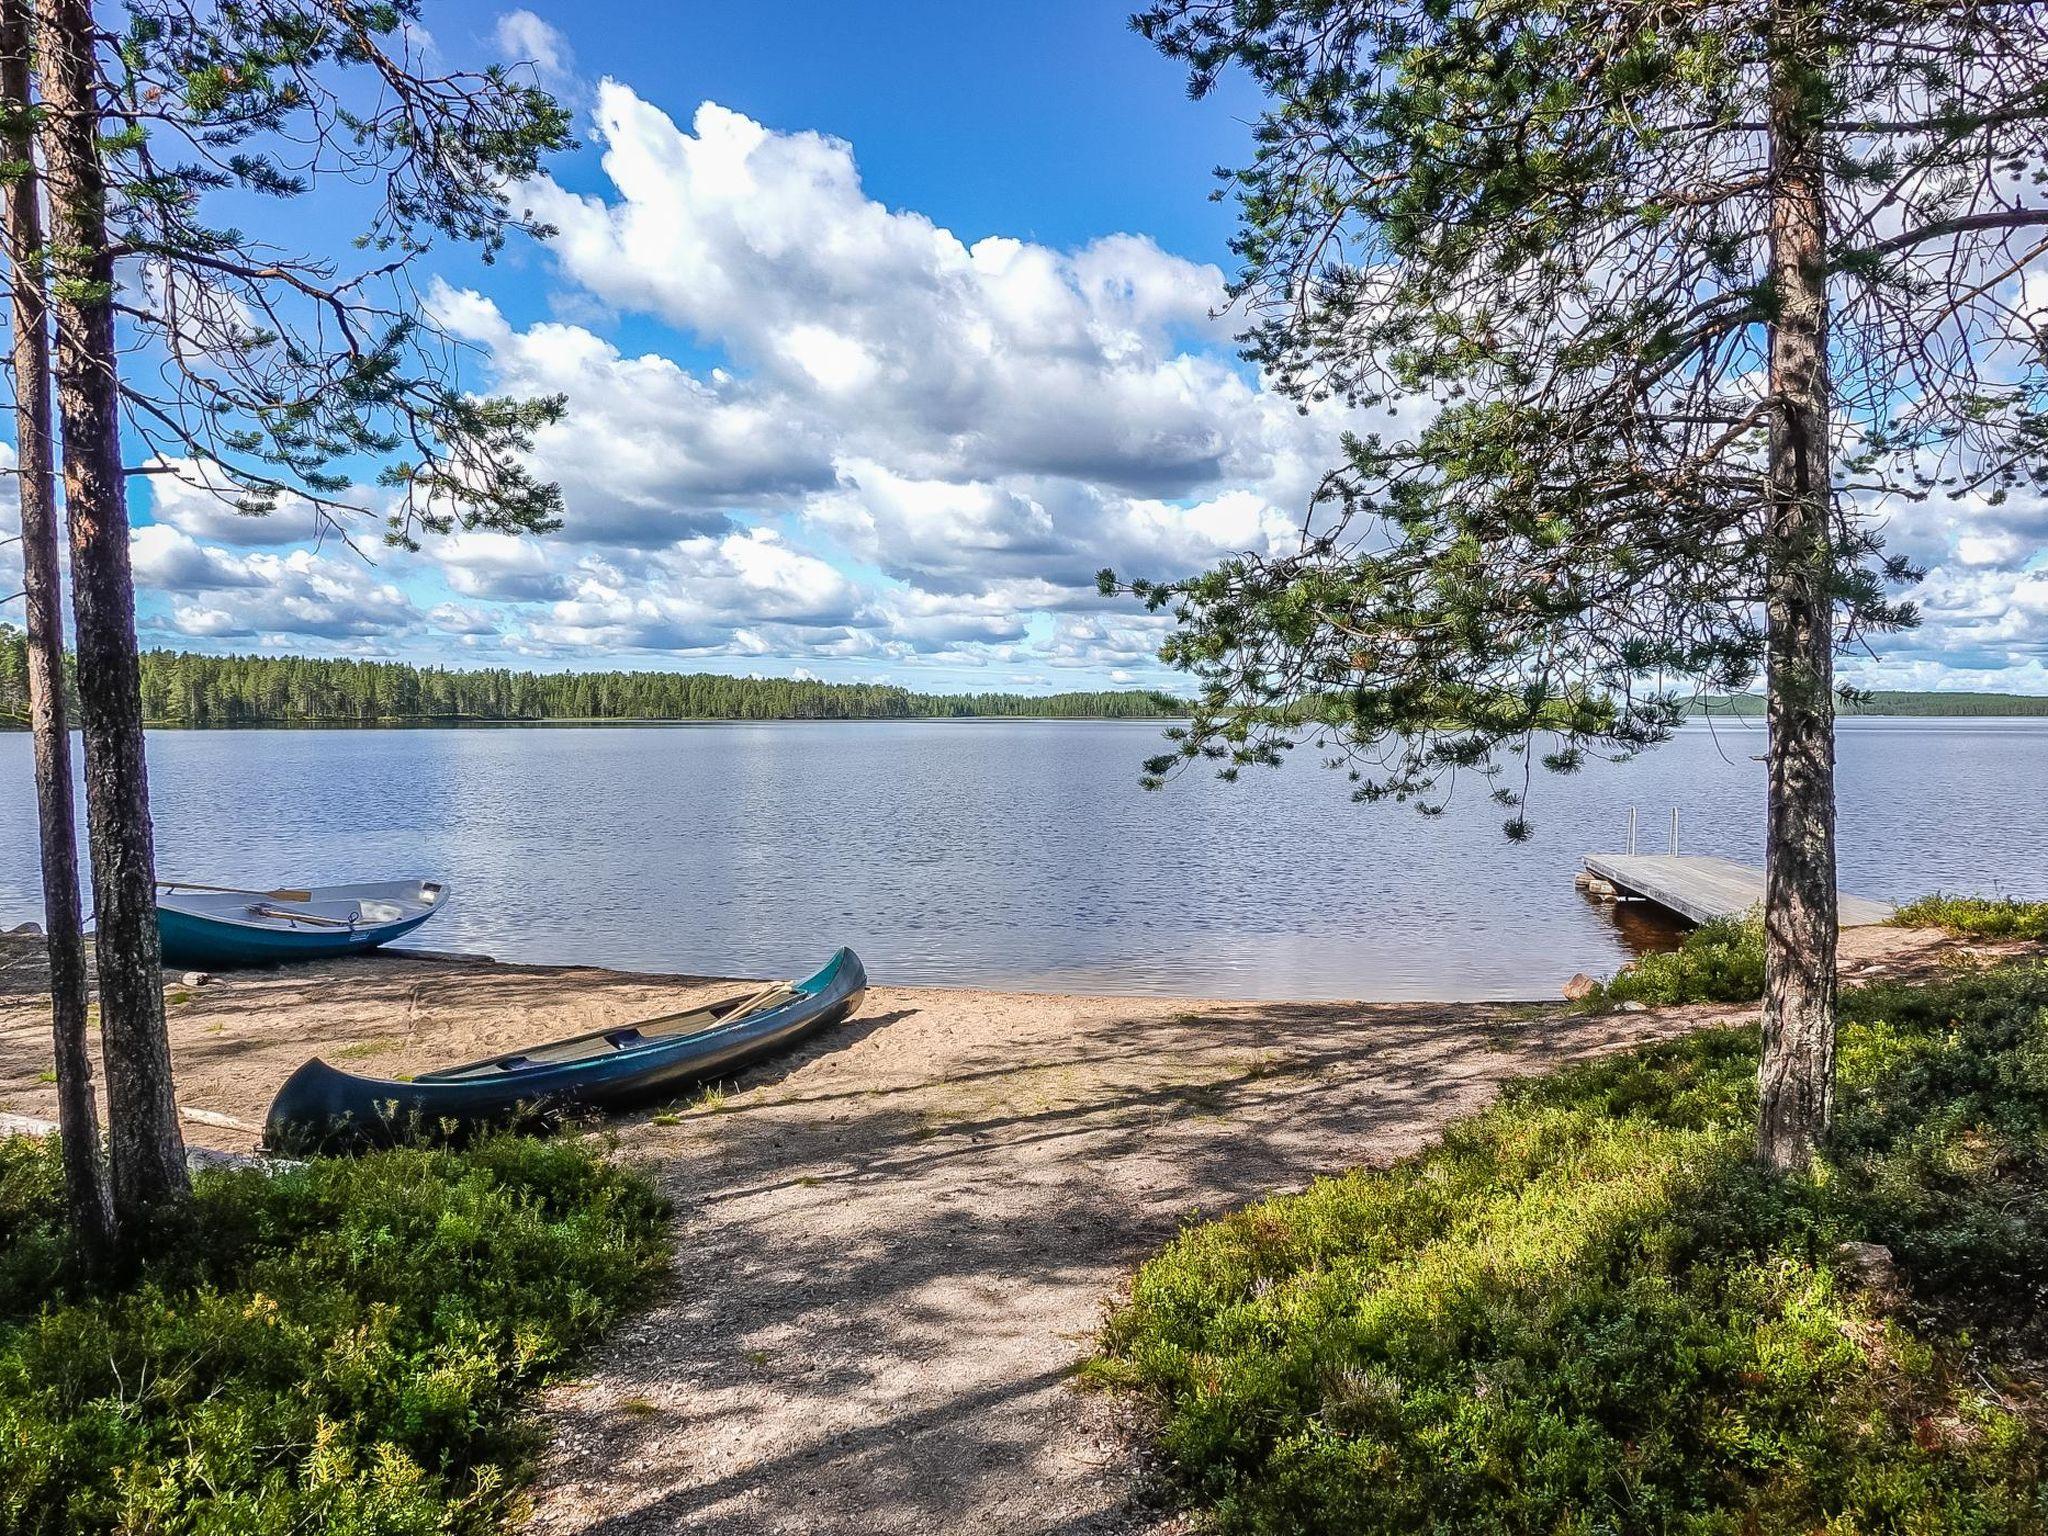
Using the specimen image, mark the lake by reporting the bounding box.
[2,718,2045,1000]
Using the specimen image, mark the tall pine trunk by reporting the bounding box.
[1756,0,1839,1173]
[3,0,115,1259]
[31,0,188,1222]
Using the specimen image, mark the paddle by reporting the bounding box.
[158,879,314,903]
[244,903,357,928]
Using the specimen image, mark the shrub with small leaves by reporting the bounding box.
[1095,962,2048,1534]
[1582,913,1767,1008]
[0,1135,666,1535]
[1895,894,2048,944]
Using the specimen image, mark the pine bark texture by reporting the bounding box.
[2,0,114,1255]
[30,0,188,1220]
[1756,0,1841,1173]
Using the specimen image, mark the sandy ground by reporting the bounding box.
[0,922,2010,1533]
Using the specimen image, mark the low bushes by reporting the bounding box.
[0,1135,667,1536]
[1584,913,1767,1007]
[1581,885,2048,1014]
[1896,894,2048,943]
[1094,962,2048,1534]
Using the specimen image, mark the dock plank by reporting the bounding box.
[1583,854,1896,928]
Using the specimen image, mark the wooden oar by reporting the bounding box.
[158,879,314,903]
[245,903,356,928]
[728,982,799,1020]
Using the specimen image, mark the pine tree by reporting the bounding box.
[33,0,193,1221]
[1125,0,2047,1169]
[6,0,573,1238]
[2,0,113,1260]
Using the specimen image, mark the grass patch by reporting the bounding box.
[0,1134,667,1534]
[330,1037,404,1062]
[1897,893,2048,943]
[1094,961,2048,1534]
[1581,913,1766,1008]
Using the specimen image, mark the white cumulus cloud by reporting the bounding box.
[492,9,575,86]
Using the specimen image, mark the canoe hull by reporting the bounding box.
[156,879,445,969]
[264,947,867,1153]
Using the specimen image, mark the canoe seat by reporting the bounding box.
[604,1028,644,1048]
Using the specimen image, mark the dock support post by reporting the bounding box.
[1627,807,1638,855]
[1669,808,1680,855]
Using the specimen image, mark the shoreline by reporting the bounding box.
[0,919,1977,1157]
[388,945,1584,1008]
[8,710,2048,735]
[1,714,1191,732]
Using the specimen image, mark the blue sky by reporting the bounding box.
[418,1,1259,350]
[516,1,1252,256]
[2,2,2043,692]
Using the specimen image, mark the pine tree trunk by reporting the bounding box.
[30,0,189,1222]
[1756,0,1839,1174]
[3,0,115,1260]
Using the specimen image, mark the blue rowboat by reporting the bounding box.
[157,879,447,969]
[263,947,867,1152]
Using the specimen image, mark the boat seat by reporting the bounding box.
[604,1028,644,1047]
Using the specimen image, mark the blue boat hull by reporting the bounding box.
[159,905,439,969]
[264,947,867,1152]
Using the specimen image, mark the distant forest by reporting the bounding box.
[5,630,2044,726]
[1696,691,2048,718]
[0,631,1184,725]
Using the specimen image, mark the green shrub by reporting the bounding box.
[1584,913,1766,1007]
[1095,962,2048,1534]
[1895,894,2048,943]
[0,1135,667,1536]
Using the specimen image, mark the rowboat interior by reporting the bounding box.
[157,879,444,930]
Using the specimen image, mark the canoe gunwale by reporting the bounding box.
[414,979,799,1082]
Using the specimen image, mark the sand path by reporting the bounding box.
[519,986,1714,1534]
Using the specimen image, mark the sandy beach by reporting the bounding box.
[0,922,1998,1533]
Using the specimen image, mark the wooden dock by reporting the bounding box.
[1581,854,1897,928]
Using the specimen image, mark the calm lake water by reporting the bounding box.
[2,718,2045,1000]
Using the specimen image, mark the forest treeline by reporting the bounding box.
[1696,691,2048,718]
[0,631,1184,725]
[7,632,2043,726]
